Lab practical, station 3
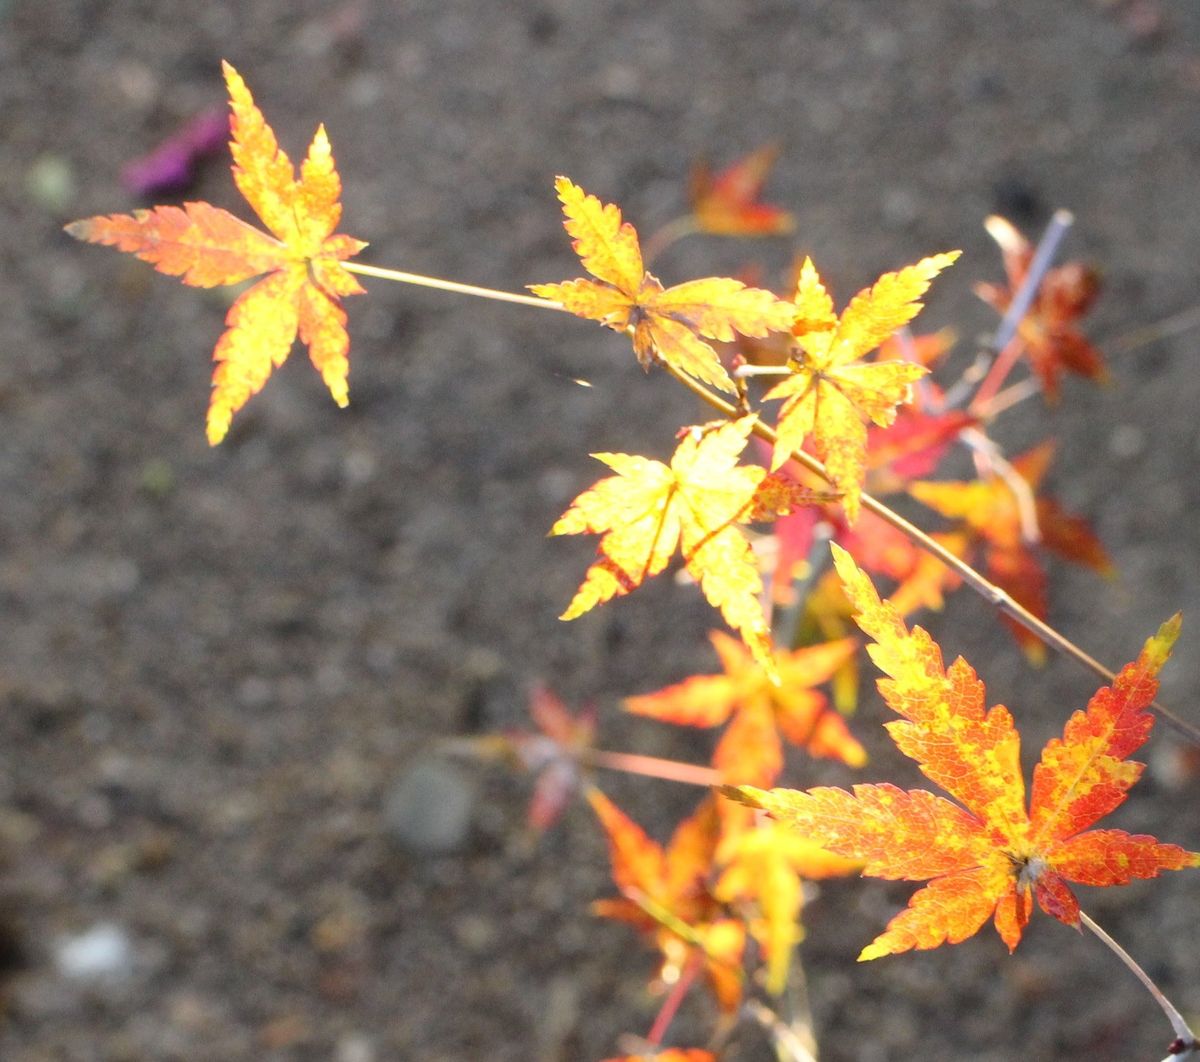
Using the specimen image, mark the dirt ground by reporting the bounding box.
[3,1,1200,1059]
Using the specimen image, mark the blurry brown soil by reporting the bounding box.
[2,1,1200,1059]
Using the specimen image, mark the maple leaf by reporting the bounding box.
[764,253,960,522]
[688,144,795,237]
[589,790,745,1011]
[727,546,1199,961]
[625,630,864,789]
[976,215,1106,402]
[530,178,796,394]
[716,806,859,994]
[908,441,1112,662]
[552,417,830,674]
[760,404,971,608]
[66,62,367,444]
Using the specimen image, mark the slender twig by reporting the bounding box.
[992,209,1075,354]
[743,999,819,1062]
[975,376,1042,420]
[1079,909,1197,1057]
[641,215,701,264]
[968,335,1028,414]
[343,261,565,310]
[736,363,793,379]
[960,427,1041,544]
[776,521,835,649]
[585,748,721,788]
[1106,303,1200,356]
[646,951,703,1046]
[658,359,1200,742]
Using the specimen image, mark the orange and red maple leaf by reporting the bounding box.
[688,144,795,238]
[552,418,830,675]
[530,178,796,394]
[588,789,745,1012]
[728,545,1198,960]
[976,215,1106,402]
[66,62,367,444]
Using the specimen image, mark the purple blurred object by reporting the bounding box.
[121,107,229,198]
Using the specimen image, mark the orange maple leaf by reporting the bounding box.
[976,215,1106,402]
[589,789,745,1012]
[908,441,1113,662]
[688,144,795,237]
[530,178,796,394]
[625,630,864,788]
[764,253,959,522]
[728,545,1199,961]
[552,417,830,674]
[65,62,367,444]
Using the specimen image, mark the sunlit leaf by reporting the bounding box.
[727,548,1198,960]
[66,62,367,443]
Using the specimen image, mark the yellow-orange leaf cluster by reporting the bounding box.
[66,62,366,444]
[531,178,796,394]
[728,545,1198,960]
[766,253,959,521]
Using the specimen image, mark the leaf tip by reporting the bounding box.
[220,59,245,96]
[718,784,765,809]
[1145,612,1182,669]
[206,419,230,447]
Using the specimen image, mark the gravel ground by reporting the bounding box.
[2,2,1200,1059]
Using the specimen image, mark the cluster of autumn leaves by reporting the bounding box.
[66,64,1198,1060]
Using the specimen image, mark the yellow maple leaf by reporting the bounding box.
[715,808,859,994]
[765,253,959,521]
[552,418,823,673]
[66,62,367,444]
[530,177,796,393]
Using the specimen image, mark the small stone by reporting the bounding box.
[56,923,134,982]
[336,1034,376,1062]
[1110,423,1145,459]
[452,913,498,953]
[26,154,76,214]
[384,759,476,855]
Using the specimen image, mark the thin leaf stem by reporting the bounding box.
[992,209,1075,355]
[743,999,819,1062]
[1107,302,1200,356]
[585,748,722,788]
[975,376,1042,419]
[646,950,703,1046]
[659,360,1200,743]
[1079,909,1197,1056]
[343,261,564,310]
[946,209,1073,411]
[641,215,701,264]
